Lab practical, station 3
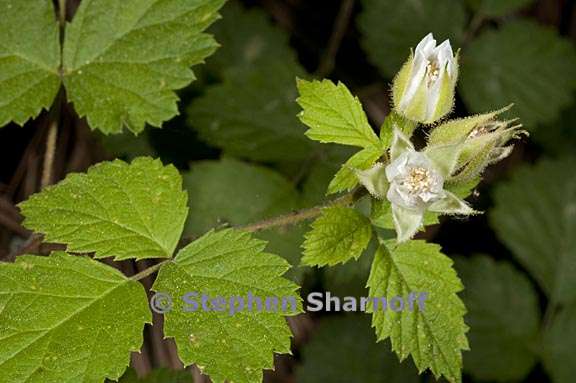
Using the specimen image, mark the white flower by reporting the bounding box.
[392,33,458,124]
[385,150,445,211]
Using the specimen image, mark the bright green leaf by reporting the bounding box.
[0,0,61,127]
[491,157,576,304]
[367,240,468,383]
[20,157,188,261]
[302,206,372,267]
[153,229,301,383]
[358,0,466,78]
[0,252,151,383]
[295,315,419,383]
[455,255,539,382]
[296,79,380,149]
[460,21,576,128]
[62,0,226,134]
[328,146,382,195]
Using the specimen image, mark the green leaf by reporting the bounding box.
[118,368,193,383]
[542,305,576,383]
[206,2,297,78]
[182,158,305,282]
[367,240,468,383]
[455,255,539,382]
[296,79,380,149]
[466,0,534,17]
[0,252,151,383]
[327,146,383,195]
[491,157,576,304]
[460,21,576,128]
[188,60,314,162]
[153,229,300,383]
[62,0,225,134]
[0,0,61,127]
[295,315,419,383]
[302,206,372,267]
[358,0,466,78]
[20,157,188,261]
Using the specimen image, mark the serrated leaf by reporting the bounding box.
[206,2,297,78]
[327,146,382,195]
[466,0,534,17]
[367,240,468,383]
[542,305,576,383]
[20,157,188,261]
[302,206,372,267]
[0,252,151,383]
[117,368,193,383]
[358,0,466,78]
[491,157,576,304]
[0,0,61,127]
[296,79,380,149]
[296,315,419,383]
[188,60,314,162]
[460,21,576,127]
[62,0,225,134]
[183,158,305,282]
[153,229,300,383]
[455,255,539,382]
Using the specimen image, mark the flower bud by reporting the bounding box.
[392,33,458,124]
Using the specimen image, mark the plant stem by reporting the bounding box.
[58,0,66,26]
[41,121,58,188]
[130,190,362,281]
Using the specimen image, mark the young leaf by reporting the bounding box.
[542,305,576,383]
[358,0,466,78]
[20,157,188,261]
[153,229,301,383]
[460,21,576,127]
[296,316,419,383]
[0,252,151,383]
[367,240,468,383]
[328,146,383,195]
[302,206,372,267]
[455,255,539,382]
[491,157,576,304]
[0,0,61,127]
[296,79,380,149]
[62,0,226,134]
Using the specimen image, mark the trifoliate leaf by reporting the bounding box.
[367,240,468,383]
[542,305,576,383]
[358,0,466,78]
[20,157,188,261]
[466,0,534,17]
[62,0,226,134]
[153,229,301,383]
[328,146,383,195]
[0,0,60,127]
[302,206,372,267]
[296,79,380,149]
[295,316,419,383]
[0,252,151,383]
[182,158,305,282]
[491,157,576,304]
[460,21,576,128]
[188,60,314,162]
[455,255,539,382]
[206,2,297,78]
[118,368,193,383]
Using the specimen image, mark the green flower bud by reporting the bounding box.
[392,33,459,124]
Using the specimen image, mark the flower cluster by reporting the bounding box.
[357,33,525,242]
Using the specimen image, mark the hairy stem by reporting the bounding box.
[130,190,362,281]
[41,121,58,188]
